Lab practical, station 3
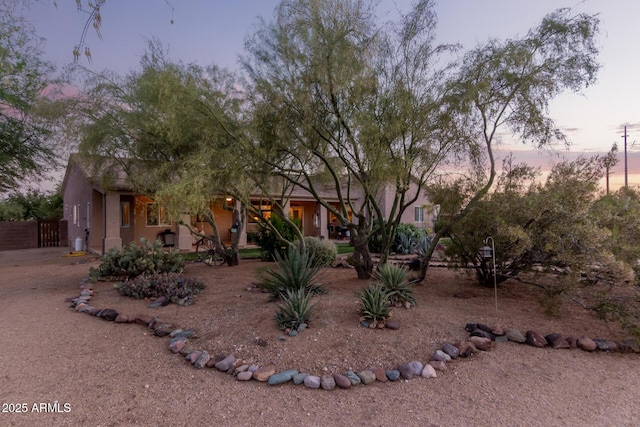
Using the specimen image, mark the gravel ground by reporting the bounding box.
[1,247,639,427]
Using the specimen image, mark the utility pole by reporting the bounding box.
[623,126,629,188]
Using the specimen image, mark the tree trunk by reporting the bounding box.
[416,232,445,282]
[351,229,373,279]
[226,205,244,266]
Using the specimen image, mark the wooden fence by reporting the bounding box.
[0,220,68,251]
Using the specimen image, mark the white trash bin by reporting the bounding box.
[75,236,83,252]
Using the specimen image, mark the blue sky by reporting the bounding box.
[22,0,640,188]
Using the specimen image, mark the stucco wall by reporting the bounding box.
[62,162,95,248]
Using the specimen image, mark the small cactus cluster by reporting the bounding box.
[114,272,205,306]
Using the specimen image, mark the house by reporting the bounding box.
[61,155,436,254]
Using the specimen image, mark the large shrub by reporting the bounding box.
[295,236,337,267]
[89,237,184,280]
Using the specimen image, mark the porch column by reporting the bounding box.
[319,204,328,239]
[103,191,122,252]
[176,214,193,251]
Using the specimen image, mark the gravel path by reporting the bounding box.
[1,247,638,427]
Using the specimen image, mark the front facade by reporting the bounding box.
[61,156,436,254]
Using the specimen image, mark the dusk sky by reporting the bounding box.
[21,0,640,190]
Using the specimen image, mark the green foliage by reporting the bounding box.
[591,187,640,276]
[274,288,316,331]
[259,246,326,301]
[0,2,58,193]
[395,225,430,255]
[356,283,391,328]
[0,189,62,220]
[255,214,301,261]
[89,237,184,281]
[446,157,615,287]
[373,263,416,307]
[369,222,430,255]
[114,273,205,306]
[591,292,640,340]
[295,236,337,267]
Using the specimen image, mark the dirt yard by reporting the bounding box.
[1,247,638,427]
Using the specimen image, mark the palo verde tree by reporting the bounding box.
[76,42,256,265]
[75,41,301,266]
[243,0,463,279]
[416,6,600,282]
[0,0,58,194]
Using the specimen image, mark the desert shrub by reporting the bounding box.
[114,272,205,306]
[295,236,337,267]
[89,237,184,281]
[356,283,391,328]
[255,214,301,261]
[591,292,640,340]
[259,246,326,301]
[374,263,416,307]
[274,288,316,331]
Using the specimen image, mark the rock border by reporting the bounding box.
[67,281,640,390]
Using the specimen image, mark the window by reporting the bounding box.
[72,205,77,225]
[86,202,91,229]
[249,201,272,223]
[121,202,131,228]
[290,206,303,221]
[146,203,170,227]
[414,206,424,223]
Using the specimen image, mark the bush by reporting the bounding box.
[89,237,184,281]
[356,283,391,328]
[114,273,205,306]
[373,263,416,307]
[255,215,301,261]
[274,288,316,331]
[259,246,326,301]
[295,236,337,267]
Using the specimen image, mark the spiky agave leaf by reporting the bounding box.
[374,263,416,306]
[274,288,317,330]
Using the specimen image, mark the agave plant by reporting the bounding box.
[356,283,391,328]
[414,235,432,259]
[259,246,326,301]
[275,288,317,331]
[395,231,416,254]
[374,263,416,307]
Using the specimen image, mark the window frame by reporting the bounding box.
[121,202,131,228]
[146,202,171,227]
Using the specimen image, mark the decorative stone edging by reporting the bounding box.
[67,281,640,390]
